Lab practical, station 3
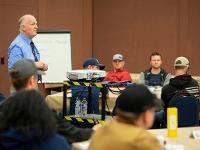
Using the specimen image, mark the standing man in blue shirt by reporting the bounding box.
[8,14,48,72]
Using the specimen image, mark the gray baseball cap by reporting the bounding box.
[113,54,123,61]
[10,59,40,78]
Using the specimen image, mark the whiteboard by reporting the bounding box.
[33,31,72,83]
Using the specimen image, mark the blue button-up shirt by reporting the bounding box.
[8,33,40,71]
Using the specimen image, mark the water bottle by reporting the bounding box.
[81,98,88,117]
[75,97,81,117]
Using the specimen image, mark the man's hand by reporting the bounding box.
[35,61,48,71]
[92,123,102,131]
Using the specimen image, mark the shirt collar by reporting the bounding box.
[19,32,32,45]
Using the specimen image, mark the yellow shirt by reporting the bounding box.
[89,119,164,150]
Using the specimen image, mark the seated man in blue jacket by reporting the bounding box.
[70,58,105,115]
[139,52,170,87]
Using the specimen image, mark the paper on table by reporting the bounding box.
[156,135,167,147]
[192,130,200,139]
[165,144,184,150]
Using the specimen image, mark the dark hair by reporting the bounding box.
[150,52,162,60]
[0,90,57,141]
[10,70,34,90]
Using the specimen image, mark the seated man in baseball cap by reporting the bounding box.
[70,58,105,114]
[9,59,41,92]
[104,54,132,82]
[89,85,163,150]
[162,56,200,112]
[154,56,200,128]
[82,58,105,70]
[1,59,99,144]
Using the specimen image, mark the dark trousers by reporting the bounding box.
[152,110,166,128]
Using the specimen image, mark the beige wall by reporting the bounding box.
[1,0,200,95]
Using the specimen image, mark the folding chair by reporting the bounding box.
[169,95,199,127]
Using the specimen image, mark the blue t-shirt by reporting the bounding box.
[147,73,163,86]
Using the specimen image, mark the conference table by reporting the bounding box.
[72,126,200,150]
[45,88,120,113]
[45,86,162,113]
[149,127,200,150]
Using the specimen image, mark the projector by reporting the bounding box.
[67,69,106,81]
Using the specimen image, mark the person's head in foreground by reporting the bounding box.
[10,59,39,91]
[115,84,162,129]
[174,56,190,76]
[88,85,163,150]
[0,90,70,149]
[0,90,56,140]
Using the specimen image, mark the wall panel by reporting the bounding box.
[93,0,179,74]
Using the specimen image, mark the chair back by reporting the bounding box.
[169,95,199,127]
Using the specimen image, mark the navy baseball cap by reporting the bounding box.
[82,58,105,70]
